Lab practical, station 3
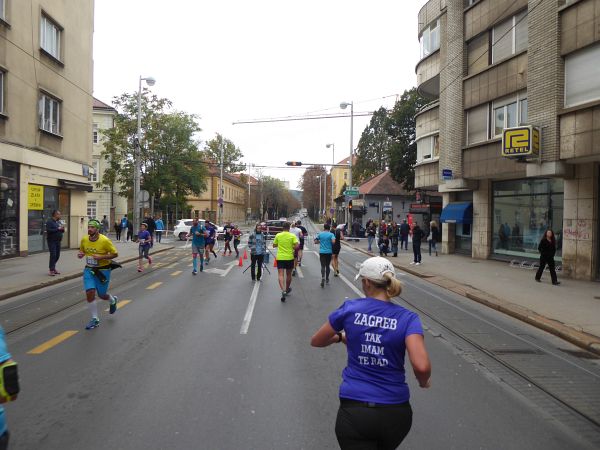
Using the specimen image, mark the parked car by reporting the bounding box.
[264,219,287,239]
[173,219,206,241]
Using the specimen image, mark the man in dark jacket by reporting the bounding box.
[410,222,424,265]
[399,219,410,250]
[46,210,65,276]
[144,215,156,241]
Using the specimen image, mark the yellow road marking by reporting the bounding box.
[104,299,132,312]
[27,331,78,355]
[187,263,193,267]
[147,282,162,290]
[171,271,182,276]
[153,263,163,268]
[166,262,178,268]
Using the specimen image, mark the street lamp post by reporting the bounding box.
[340,101,353,226]
[317,175,322,221]
[218,141,224,224]
[134,75,156,239]
[326,143,335,217]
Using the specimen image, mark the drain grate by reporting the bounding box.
[490,348,544,355]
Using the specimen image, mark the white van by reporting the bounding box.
[173,219,205,241]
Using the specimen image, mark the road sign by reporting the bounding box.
[139,190,150,202]
[442,169,453,180]
[344,189,359,196]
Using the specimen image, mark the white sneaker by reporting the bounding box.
[415,262,421,265]
[409,262,416,265]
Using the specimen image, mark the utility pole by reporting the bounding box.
[219,142,224,223]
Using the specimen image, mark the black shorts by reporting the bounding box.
[332,245,341,255]
[277,259,294,270]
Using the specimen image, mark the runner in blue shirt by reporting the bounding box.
[311,256,431,449]
[187,218,207,275]
[314,223,336,287]
[204,221,218,264]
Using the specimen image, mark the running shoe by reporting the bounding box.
[326,278,329,284]
[409,262,416,265]
[109,296,119,314]
[415,262,421,265]
[148,256,152,265]
[192,270,197,275]
[281,291,286,302]
[53,270,61,275]
[292,269,296,277]
[286,287,292,294]
[137,267,143,272]
[200,265,204,272]
[48,270,55,276]
[320,278,325,288]
[85,317,100,330]
[333,272,338,277]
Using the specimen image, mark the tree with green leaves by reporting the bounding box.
[354,107,392,184]
[300,165,329,221]
[101,91,207,214]
[387,88,428,192]
[203,133,245,173]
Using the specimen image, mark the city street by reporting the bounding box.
[2,220,600,449]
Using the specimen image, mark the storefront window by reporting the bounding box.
[27,186,70,253]
[492,179,563,261]
[0,160,19,258]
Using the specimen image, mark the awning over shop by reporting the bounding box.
[440,202,473,224]
[59,179,93,192]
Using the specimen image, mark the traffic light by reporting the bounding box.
[285,161,302,166]
[348,200,353,210]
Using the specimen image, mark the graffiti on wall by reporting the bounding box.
[563,219,591,241]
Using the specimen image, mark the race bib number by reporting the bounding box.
[86,256,98,266]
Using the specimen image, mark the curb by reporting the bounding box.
[341,241,600,356]
[0,246,175,302]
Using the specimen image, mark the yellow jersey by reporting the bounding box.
[80,234,117,268]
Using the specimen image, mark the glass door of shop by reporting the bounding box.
[0,161,19,258]
[27,187,70,253]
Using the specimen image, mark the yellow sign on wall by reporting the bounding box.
[28,184,44,210]
[502,126,540,157]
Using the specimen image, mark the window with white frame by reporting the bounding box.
[89,159,99,183]
[0,70,4,114]
[466,103,489,145]
[38,93,60,134]
[565,42,600,108]
[416,134,439,163]
[87,200,97,219]
[492,92,527,137]
[492,10,527,64]
[92,123,99,144]
[420,19,440,59]
[40,14,61,60]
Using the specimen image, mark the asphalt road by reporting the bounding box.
[3,220,600,449]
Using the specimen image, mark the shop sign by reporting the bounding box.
[383,201,393,208]
[28,184,44,210]
[442,168,453,180]
[352,199,365,207]
[410,203,430,211]
[502,126,540,157]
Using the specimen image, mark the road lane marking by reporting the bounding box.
[296,267,304,278]
[104,299,132,312]
[240,281,261,334]
[166,262,178,268]
[27,331,78,355]
[147,282,162,290]
[171,271,182,276]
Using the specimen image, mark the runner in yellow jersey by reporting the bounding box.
[78,219,119,330]
[273,222,299,302]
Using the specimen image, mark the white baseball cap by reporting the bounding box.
[355,257,396,281]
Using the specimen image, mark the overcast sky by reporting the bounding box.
[93,1,426,190]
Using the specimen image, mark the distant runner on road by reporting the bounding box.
[273,222,299,302]
[314,223,336,288]
[78,219,119,330]
[295,220,308,266]
[187,218,207,275]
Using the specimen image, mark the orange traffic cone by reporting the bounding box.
[243,249,248,260]
[238,257,243,267]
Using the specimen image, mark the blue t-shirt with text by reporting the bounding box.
[329,298,423,404]
[138,230,151,247]
[316,231,336,254]
[0,326,11,436]
[190,225,206,247]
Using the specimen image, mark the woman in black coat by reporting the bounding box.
[535,229,560,285]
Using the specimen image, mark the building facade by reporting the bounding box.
[415,0,600,280]
[87,98,127,229]
[0,0,94,257]
[186,170,246,224]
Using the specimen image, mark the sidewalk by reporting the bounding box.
[0,238,174,301]
[342,238,600,355]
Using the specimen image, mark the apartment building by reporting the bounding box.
[414,0,600,280]
[87,98,127,229]
[0,0,94,257]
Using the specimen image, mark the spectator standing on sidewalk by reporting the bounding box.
[311,256,431,450]
[366,221,376,252]
[390,221,400,257]
[127,220,133,242]
[114,221,121,241]
[155,216,164,243]
[144,215,156,242]
[46,210,65,276]
[535,229,560,286]
[120,215,129,243]
[101,215,109,235]
[411,222,424,265]
[428,220,439,256]
[399,219,410,251]
[248,222,266,281]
